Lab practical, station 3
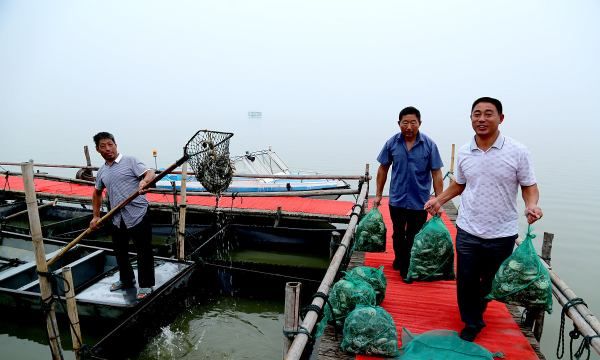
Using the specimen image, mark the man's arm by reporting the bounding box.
[373,164,390,208]
[90,188,103,229]
[139,169,156,192]
[424,180,465,215]
[431,169,443,197]
[521,184,543,224]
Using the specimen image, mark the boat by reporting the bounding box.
[0,229,195,319]
[155,148,350,199]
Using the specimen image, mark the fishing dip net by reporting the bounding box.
[184,130,234,195]
[398,328,503,359]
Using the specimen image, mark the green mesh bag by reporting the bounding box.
[340,305,399,356]
[324,278,377,327]
[486,226,552,313]
[344,266,387,304]
[354,208,386,252]
[398,328,503,359]
[406,215,455,282]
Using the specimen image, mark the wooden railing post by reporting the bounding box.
[177,162,188,260]
[283,282,302,358]
[62,267,83,359]
[330,231,341,260]
[21,161,63,359]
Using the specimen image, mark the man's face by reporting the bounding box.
[97,138,118,162]
[470,102,504,138]
[398,114,420,141]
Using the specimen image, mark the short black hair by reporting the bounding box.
[399,106,421,123]
[471,97,503,114]
[93,132,116,147]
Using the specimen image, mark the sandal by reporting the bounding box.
[137,287,153,300]
[110,280,136,292]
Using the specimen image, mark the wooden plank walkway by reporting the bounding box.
[318,199,546,359]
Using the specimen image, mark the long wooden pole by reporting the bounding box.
[47,155,188,267]
[5,190,350,223]
[283,282,301,357]
[285,183,368,360]
[450,143,456,174]
[62,267,83,360]
[0,163,368,181]
[177,162,188,260]
[3,198,57,221]
[21,161,63,359]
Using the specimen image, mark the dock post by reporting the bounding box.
[330,231,341,259]
[363,163,369,213]
[62,267,83,359]
[534,232,553,341]
[21,160,63,359]
[177,162,188,260]
[283,282,302,358]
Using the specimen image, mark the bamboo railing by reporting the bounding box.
[284,182,368,360]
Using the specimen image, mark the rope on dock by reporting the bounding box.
[36,269,91,360]
[557,297,599,360]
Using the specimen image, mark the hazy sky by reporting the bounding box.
[1,0,599,175]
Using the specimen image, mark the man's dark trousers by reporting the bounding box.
[389,205,427,278]
[455,226,516,328]
[111,213,155,288]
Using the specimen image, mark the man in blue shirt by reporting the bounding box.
[373,106,444,281]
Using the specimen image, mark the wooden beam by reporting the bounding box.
[21,161,63,359]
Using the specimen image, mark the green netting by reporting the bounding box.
[354,208,387,252]
[398,328,503,359]
[486,226,552,313]
[406,215,455,282]
[340,305,399,356]
[344,266,387,304]
[325,278,377,327]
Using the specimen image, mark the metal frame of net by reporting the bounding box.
[184,130,235,195]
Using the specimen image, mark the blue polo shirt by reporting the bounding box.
[377,132,443,210]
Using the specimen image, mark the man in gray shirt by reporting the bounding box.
[90,132,156,300]
[424,97,543,341]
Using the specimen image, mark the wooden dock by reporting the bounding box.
[317,200,546,360]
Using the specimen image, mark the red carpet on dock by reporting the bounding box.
[358,198,538,360]
[0,175,353,216]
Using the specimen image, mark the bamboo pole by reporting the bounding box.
[363,164,370,213]
[0,163,368,181]
[450,143,456,174]
[0,162,98,170]
[283,282,302,357]
[3,190,351,223]
[177,162,188,260]
[285,183,368,360]
[3,198,57,221]
[21,161,63,359]
[84,146,92,167]
[62,267,83,360]
[553,287,600,355]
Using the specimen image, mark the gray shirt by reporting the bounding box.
[95,153,150,228]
